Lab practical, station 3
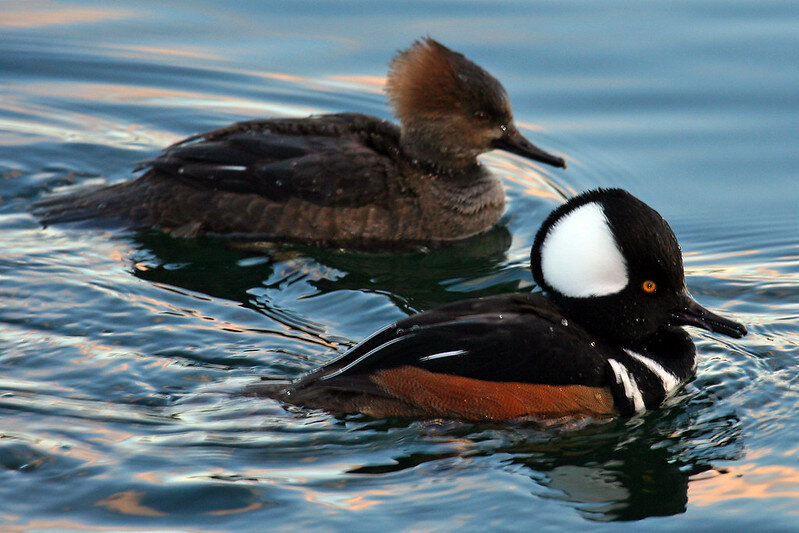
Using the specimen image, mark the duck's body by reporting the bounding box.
[255,189,746,421]
[255,292,697,420]
[37,113,504,243]
[35,39,565,246]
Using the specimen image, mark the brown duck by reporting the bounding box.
[36,38,566,246]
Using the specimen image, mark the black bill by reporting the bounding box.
[670,295,747,339]
[491,125,567,168]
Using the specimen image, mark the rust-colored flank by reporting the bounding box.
[369,366,616,421]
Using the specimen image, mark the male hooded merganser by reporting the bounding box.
[35,38,566,245]
[252,189,747,421]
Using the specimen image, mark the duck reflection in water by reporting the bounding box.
[128,223,514,338]
[346,406,743,522]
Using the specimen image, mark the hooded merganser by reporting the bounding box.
[251,189,747,421]
[35,38,566,246]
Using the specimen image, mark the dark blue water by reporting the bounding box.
[1,1,797,530]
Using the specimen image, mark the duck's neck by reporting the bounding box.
[399,122,480,173]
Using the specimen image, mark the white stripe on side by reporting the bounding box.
[320,336,404,381]
[314,324,394,372]
[624,349,681,395]
[419,349,467,362]
[608,358,645,413]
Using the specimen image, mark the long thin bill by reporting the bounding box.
[671,296,747,338]
[491,126,567,168]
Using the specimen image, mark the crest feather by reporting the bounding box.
[386,38,507,121]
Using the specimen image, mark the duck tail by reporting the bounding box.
[32,182,132,225]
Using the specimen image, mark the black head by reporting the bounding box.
[530,188,747,344]
[386,38,566,169]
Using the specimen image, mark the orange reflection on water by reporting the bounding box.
[683,249,761,264]
[3,2,135,29]
[87,425,137,447]
[327,75,386,94]
[12,81,246,110]
[46,438,107,467]
[482,154,573,202]
[515,120,547,133]
[689,462,799,507]
[1,79,326,147]
[298,487,395,512]
[0,519,200,533]
[0,86,179,149]
[227,464,402,511]
[133,471,163,485]
[96,490,167,517]
[206,501,264,516]
[263,72,307,84]
[684,249,799,303]
[116,45,225,62]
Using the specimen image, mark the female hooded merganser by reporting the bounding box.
[253,189,747,421]
[35,38,565,245]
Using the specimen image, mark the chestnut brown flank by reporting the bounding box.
[370,366,616,421]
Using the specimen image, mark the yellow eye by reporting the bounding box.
[642,280,657,293]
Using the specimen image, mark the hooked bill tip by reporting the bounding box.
[670,298,747,339]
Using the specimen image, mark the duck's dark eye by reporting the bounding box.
[642,280,657,293]
[473,110,489,122]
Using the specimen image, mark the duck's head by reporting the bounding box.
[531,188,747,344]
[386,38,566,170]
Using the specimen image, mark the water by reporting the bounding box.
[1,1,798,530]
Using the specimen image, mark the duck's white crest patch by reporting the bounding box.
[608,358,645,413]
[419,349,467,362]
[624,349,681,395]
[541,202,628,298]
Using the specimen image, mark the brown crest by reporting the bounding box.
[386,38,510,122]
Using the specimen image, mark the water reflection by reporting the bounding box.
[2,0,795,528]
[348,405,744,522]
[129,224,515,319]
[3,3,134,29]
[95,484,267,518]
[689,461,799,506]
